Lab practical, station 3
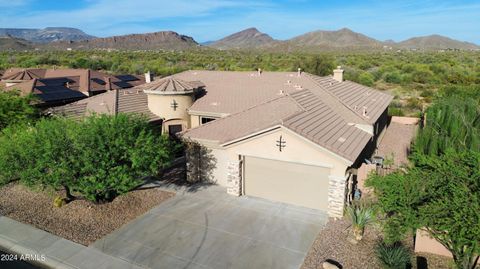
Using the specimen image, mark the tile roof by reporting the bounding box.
[52,88,160,122]
[183,89,372,162]
[180,70,392,162]
[184,96,303,144]
[172,70,391,124]
[140,77,202,94]
[306,74,393,124]
[283,90,372,161]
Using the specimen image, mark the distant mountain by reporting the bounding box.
[0,27,95,43]
[0,35,33,50]
[209,28,277,49]
[397,35,479,50]
[285,28,383,49]
[50,31,199,50]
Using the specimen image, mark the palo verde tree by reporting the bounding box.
[367,150,480,269]
[0,114,175,203]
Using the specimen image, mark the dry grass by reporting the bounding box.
[0,182,174,246]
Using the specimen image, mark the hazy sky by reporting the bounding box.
[1,0,479,44]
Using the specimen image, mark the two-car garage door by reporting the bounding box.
[243,156,330,211]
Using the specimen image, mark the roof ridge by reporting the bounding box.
[304,73,369,124]
[185,95,295,132]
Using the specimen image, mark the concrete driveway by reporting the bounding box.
[92,185,328,269]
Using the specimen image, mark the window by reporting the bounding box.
[168,124,183,136]
[201,117,216,125]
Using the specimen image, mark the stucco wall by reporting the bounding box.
[222,128,351,180]
[206,127,351,186]
[189,127,352,216]
[147,94,193,126]
[190,115,201,128]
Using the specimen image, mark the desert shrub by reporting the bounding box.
[358,72,375,86]
[0,90,38,130]
[345,203,375,241]
[0,114,175,202]
[384,71,403,84]
[376,242,412,269]
[388,107,405,116]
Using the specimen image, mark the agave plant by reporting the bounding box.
[376,242,412,269]
[345,204,375,241]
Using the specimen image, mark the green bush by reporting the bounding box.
[0,90,38,130]
[0,114,175,203]
[376,242,412,269]
[358,72,375,86]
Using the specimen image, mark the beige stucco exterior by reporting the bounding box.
[188,126,352,216]
[147,94,194,128]
[204,127,351,186]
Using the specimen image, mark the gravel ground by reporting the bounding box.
[0,183,174,246]
[301,218,458,269]
[302,218,383,269]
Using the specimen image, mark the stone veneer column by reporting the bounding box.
[226,161,241,196]
[328,175,347,218]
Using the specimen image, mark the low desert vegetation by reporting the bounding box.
[0,90,38,130]
[367,88,480,269]
[2,50,480,116]
[376,242,412,269]
[0,114,176,203]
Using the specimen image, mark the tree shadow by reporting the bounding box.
[416,256,428,269]
[136,140,217,193]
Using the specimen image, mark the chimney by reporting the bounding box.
[297,68,302,77]
[145,71,152,83]
[333,66,344,82]
[104,77,112,91]
[257,68,262,76]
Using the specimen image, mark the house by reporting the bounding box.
[51,88,161,124]
[55,67,393,217]
[0,68,146,107]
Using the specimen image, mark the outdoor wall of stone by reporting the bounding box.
[328,175,347,218]
[226,160,241,196]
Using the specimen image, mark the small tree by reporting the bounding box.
[0,90,38,130]
[0,114,175,203]
[367,150,480,269]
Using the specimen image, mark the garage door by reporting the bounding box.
[243,156,330,211]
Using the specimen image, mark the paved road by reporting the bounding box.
[93,185,328,269]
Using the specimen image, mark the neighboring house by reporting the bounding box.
[51,88,161,124]
[0,68,146,107]
[55,67,393,217]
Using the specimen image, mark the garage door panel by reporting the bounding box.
[244,156,330,211]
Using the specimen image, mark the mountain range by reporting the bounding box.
[0,27,95,43]
[0,26,478,51]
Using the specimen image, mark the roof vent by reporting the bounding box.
[363,106,368,117]
[338,137,346,143]
[297,68,302,77]
[279,90,285,95]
